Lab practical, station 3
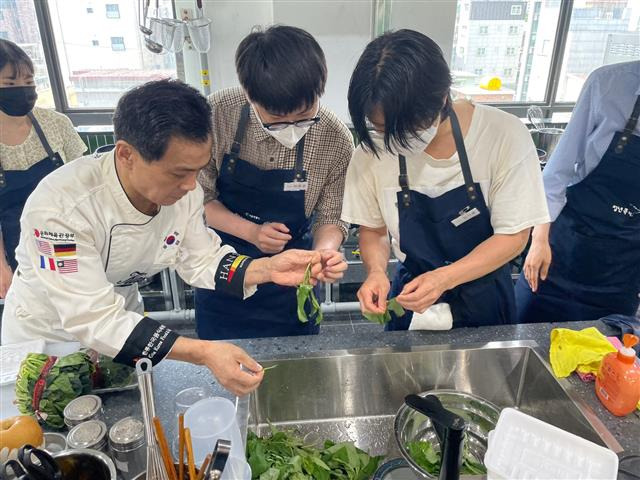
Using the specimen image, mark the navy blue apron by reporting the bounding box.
[0,112,63,270]
[515,95,640,323]
[195,104,318,339]
[386,108,516,330]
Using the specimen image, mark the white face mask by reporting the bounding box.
[252,104,315,149]
[370,117,440,156]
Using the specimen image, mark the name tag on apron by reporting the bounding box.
[283,181,308,191]
[451,207,481,227]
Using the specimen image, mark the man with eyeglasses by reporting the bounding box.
[195,25,353,339]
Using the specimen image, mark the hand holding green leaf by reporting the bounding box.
[296,263,323,325]
[363,297,405,325]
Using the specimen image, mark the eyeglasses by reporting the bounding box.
[262,116,321,132]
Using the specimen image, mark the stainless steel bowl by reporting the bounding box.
[531,127,564,160]
[52,448,117,480]
[394,390,501,479]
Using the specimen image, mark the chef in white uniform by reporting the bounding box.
[1,80,329,396]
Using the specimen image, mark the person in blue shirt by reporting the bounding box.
[516,60,640,323]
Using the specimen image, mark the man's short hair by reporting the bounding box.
[235,25,327,116]
[113,79,212,161]
[348,29,452,155]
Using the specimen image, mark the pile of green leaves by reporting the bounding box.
[406,440,486,476]
[15,352,95,429]
[247,427,383,480]
[363,298,405,325]
[296,263,323,325]
[92,354,135,389]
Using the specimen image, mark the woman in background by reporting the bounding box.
[0,39,86,297]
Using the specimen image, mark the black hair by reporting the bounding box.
[0,39,35,78]
[113,79,212,162]
[235,25,327,115]
[348,29,452,155]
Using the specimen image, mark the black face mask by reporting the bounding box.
[0,86,38,117]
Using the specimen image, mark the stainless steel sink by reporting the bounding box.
[239,340,621,470]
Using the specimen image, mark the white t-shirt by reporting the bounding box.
[341,103,550,262]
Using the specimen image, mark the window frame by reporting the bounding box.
[110,36,125,51]
[31,0,586,123]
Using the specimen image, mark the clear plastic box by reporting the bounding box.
[484,408,619,480]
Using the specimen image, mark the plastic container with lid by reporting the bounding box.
[63,394,104,428]
[108,416,146,480]
[596,333,640,416]
[67,419,109,452]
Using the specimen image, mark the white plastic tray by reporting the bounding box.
[485,408,618,480]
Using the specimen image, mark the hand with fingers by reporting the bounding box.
[202,341,264,397]
[269,249,322,286]
[251,222,292,254]
[396,270,449,313]
[317,249,348,283]
[358,271,390,316]
[523,237,552,292]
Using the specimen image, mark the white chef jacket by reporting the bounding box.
[1,151,255,364]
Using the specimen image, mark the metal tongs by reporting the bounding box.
[204,439,231,480]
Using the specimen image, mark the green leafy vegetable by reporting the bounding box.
[93,354,135,388]
[406,440,487,476]
[247,426,383,480]
[296,263,323,325]
[15,352,95,429]
[363,297,405,325]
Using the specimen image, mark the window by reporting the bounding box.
[47,0,177,109]
[91,40,99,46]
[555,0,640,102]
[105,4,119,19]
[479,25,488,35]
[0,1,54,108]
[451,0,560,103]
[504,68,513,76]
[474,68,483,75]
[110,36,125,51]
[86,7,93,14]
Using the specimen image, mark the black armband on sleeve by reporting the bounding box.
[214,252,253,298]
[114,317,179,366]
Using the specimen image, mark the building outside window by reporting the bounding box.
[110,36,125,51]
[105,4,120,19]
[477,47,486,55]
[506,47,516,55]
[509,25,518,34]
[479,25,489,34]
[511,5,522,15]
[91,39,99,46]
[86,7,93,14]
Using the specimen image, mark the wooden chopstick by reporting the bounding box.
[184,427,196,480]
[178,413,185,480]
[153,417,178,480]
[196,454,211,480]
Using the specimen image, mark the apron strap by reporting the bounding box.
[449,108,477,202]
[27,112,62,168]
[227,104,251,172]
[398,154,411,207]
[615,95,640,154]
[293,136,306,181]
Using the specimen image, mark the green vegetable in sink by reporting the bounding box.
[15,352,95,429]
[363,297,405,325]
[406,440,487,476]
[296,263,323,325]
[247,426,383,480]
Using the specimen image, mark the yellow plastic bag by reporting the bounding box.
[549,327,617,378]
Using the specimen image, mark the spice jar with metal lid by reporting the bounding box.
[67,419,109,452]
[63,394,104,428]
[108,417,146,480]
